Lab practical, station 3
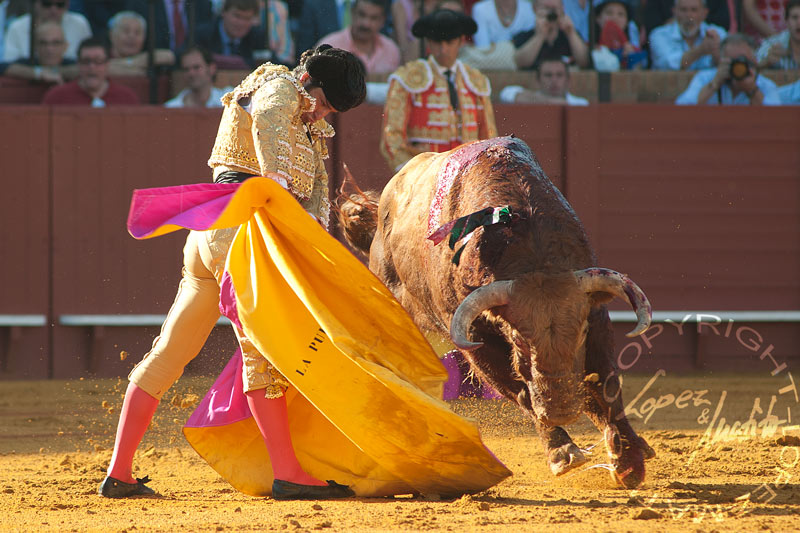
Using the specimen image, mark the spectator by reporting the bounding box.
[0,20,75,82]
[77,0,126,37]
[512,0,590,69]
[258,0,294,65]
[107,11,176,75]
[165,46,232,106]
[391,0,440,62]
[649,0,727,70]
[756,0,799,69]
[471,0,536,48]
[498,54,589,103]
[743,0,787,41]
[316,0,400,74]
[593,0,646,69]
[676,32,781,104]
[295,0,340,63]
[3,0,91,61]
[562,0,589,42]
[380,9,497,171]
[195,0,271,68]
[643,0,737,37]
[124,0,213,52]
[42,36,140,105]
[777,73,800,102]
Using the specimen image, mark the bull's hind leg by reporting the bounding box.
[466,322,587,477]
[582,308,655,489]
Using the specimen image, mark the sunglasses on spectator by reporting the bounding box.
[79,58,108,65]
[40,1,67,7]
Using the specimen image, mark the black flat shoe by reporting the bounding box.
[98,475,156,498]
[272,479,355,500]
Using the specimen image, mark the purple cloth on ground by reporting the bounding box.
[441,350,503,400]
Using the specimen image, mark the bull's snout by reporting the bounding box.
[528,375,582,426]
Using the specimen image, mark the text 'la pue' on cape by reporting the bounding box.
[126,176,511,498]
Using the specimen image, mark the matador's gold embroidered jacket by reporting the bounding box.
[208,63,334,229]
[380,57,498,172]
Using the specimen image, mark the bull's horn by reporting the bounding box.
[450,281,514,350]
[574,268,652,338]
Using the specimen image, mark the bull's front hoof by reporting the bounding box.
[547,443,588,476]
[612,452,646,489]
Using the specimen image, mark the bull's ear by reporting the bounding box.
[589,291,615,307]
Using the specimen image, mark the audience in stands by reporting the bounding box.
[742,0,787,42]
[0,0,32,59]
[512,0,590,69]
[498,53,589,103]
[471,0,536,47]
[258,0,295,64]
[295,0,341,63]
[0,21,76,82]
[195,0,287,68]
[164,46,231,106]
[107,11,176,75]
[124,0,213,52]
[3,0,92,61]
[392,0,440,62]
[643,0,737,37]
[649,0,727,70]
[42,36,140,104]
[562,0,589,41]
[317,0,400,73]
[675,32,781,104]
[78,0,125,36]
[756,0,799,68]
[593,0,646,69]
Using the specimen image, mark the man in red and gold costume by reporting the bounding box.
[380,9,498,171]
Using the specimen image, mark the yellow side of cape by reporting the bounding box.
[183,177,511,497]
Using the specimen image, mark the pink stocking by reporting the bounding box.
[245,391,325,486]
[106,382,159,483]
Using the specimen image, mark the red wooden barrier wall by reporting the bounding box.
[0,104,797,379]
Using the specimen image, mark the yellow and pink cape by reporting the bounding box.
[127,176,511,498]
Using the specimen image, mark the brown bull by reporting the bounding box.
[338,136,655,488]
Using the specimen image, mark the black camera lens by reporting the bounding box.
[729,56,751,81]
[546,10,558,22]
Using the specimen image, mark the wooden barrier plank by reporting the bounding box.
[49,108,225,377]
[0,107,51,378]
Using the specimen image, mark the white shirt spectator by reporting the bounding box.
[777,78,800,104]
[472,0,536,48]
[675,68,782,104]
[649,21,727,70]
[164,85,232,108]
[562,0,589,42]
[498,84,589,104]
[3,11,91,61]
[756,31,798,69]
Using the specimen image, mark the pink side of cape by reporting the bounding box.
[127,182,241,239]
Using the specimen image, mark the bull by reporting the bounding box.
[338,136,655,488]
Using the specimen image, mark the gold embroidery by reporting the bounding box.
[209,63,332,220]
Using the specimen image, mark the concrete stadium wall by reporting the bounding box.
[0,104,797,380]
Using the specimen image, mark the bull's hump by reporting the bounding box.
[426,137,533,236]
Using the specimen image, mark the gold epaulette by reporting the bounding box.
[458,63,491,97]
[387,59,433,94]
[221,63,291,105]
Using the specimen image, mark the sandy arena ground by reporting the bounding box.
[1,372,799,532]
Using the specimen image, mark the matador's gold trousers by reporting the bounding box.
[128,228,289,400]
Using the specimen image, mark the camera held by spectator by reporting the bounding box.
[728,56,751,80]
